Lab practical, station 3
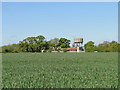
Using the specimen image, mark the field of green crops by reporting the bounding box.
[2,52,118,88]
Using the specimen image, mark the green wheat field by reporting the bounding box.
[2,52,118,88]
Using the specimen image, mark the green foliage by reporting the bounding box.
[109,41,118,52]
[36,35,45,43]
[97,41,118,52]
[2,53,118,88]
[18,42,29,52]
[0,47,2,53]
[61,48,67,52]
[84,41,119,52]
[48,38,59,49]
[58,38,70,48]
[84,41,95,52]
[18,35,46,52]
[118,44,120,52]
[40,41,49,50]
[1,35,72,53]
[2,44,20,53]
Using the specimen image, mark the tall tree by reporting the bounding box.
[48,38,59,49]
[36,35,45,44]
[19,35,46,52]
[58,38,70,48]
[40,41,49,51]
[19,42,29,52]
[97,41,118,52]
[84,41,95,52]
[109,41,118,52]
[97,41,110,52]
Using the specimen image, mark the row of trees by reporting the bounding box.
[84,41,120,52]
[1,35,71,53]
[1,35,120,53]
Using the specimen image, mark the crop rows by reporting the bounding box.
[2,52,118,88]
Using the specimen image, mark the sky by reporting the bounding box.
[2,2,118,46]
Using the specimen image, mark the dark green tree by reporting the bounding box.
[97,41,118,52]
[109,41,118,52]
[84,41,95,52]
[58,38,70,48]
[36,35,45,44]
[39,41,49,51]
[18,35,46,52]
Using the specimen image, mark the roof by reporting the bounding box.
[67,47,77,51]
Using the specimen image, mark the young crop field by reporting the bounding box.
[2,52,118,88]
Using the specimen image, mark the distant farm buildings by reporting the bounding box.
[52,38,84,52]
[67,47,77,51]
[67,38,84,52]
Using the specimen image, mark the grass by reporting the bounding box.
[2,52,118,88]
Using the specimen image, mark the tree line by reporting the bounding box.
[1,35,70,53]
[84,41,120,52]
[0,35,120,53]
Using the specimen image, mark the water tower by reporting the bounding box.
[73,38,83,52]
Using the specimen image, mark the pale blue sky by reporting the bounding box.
[2,2,118,46]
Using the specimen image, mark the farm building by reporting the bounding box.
[67,47,77,51]
[52,38,84,52]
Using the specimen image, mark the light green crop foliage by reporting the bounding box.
[2,52,118,88]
